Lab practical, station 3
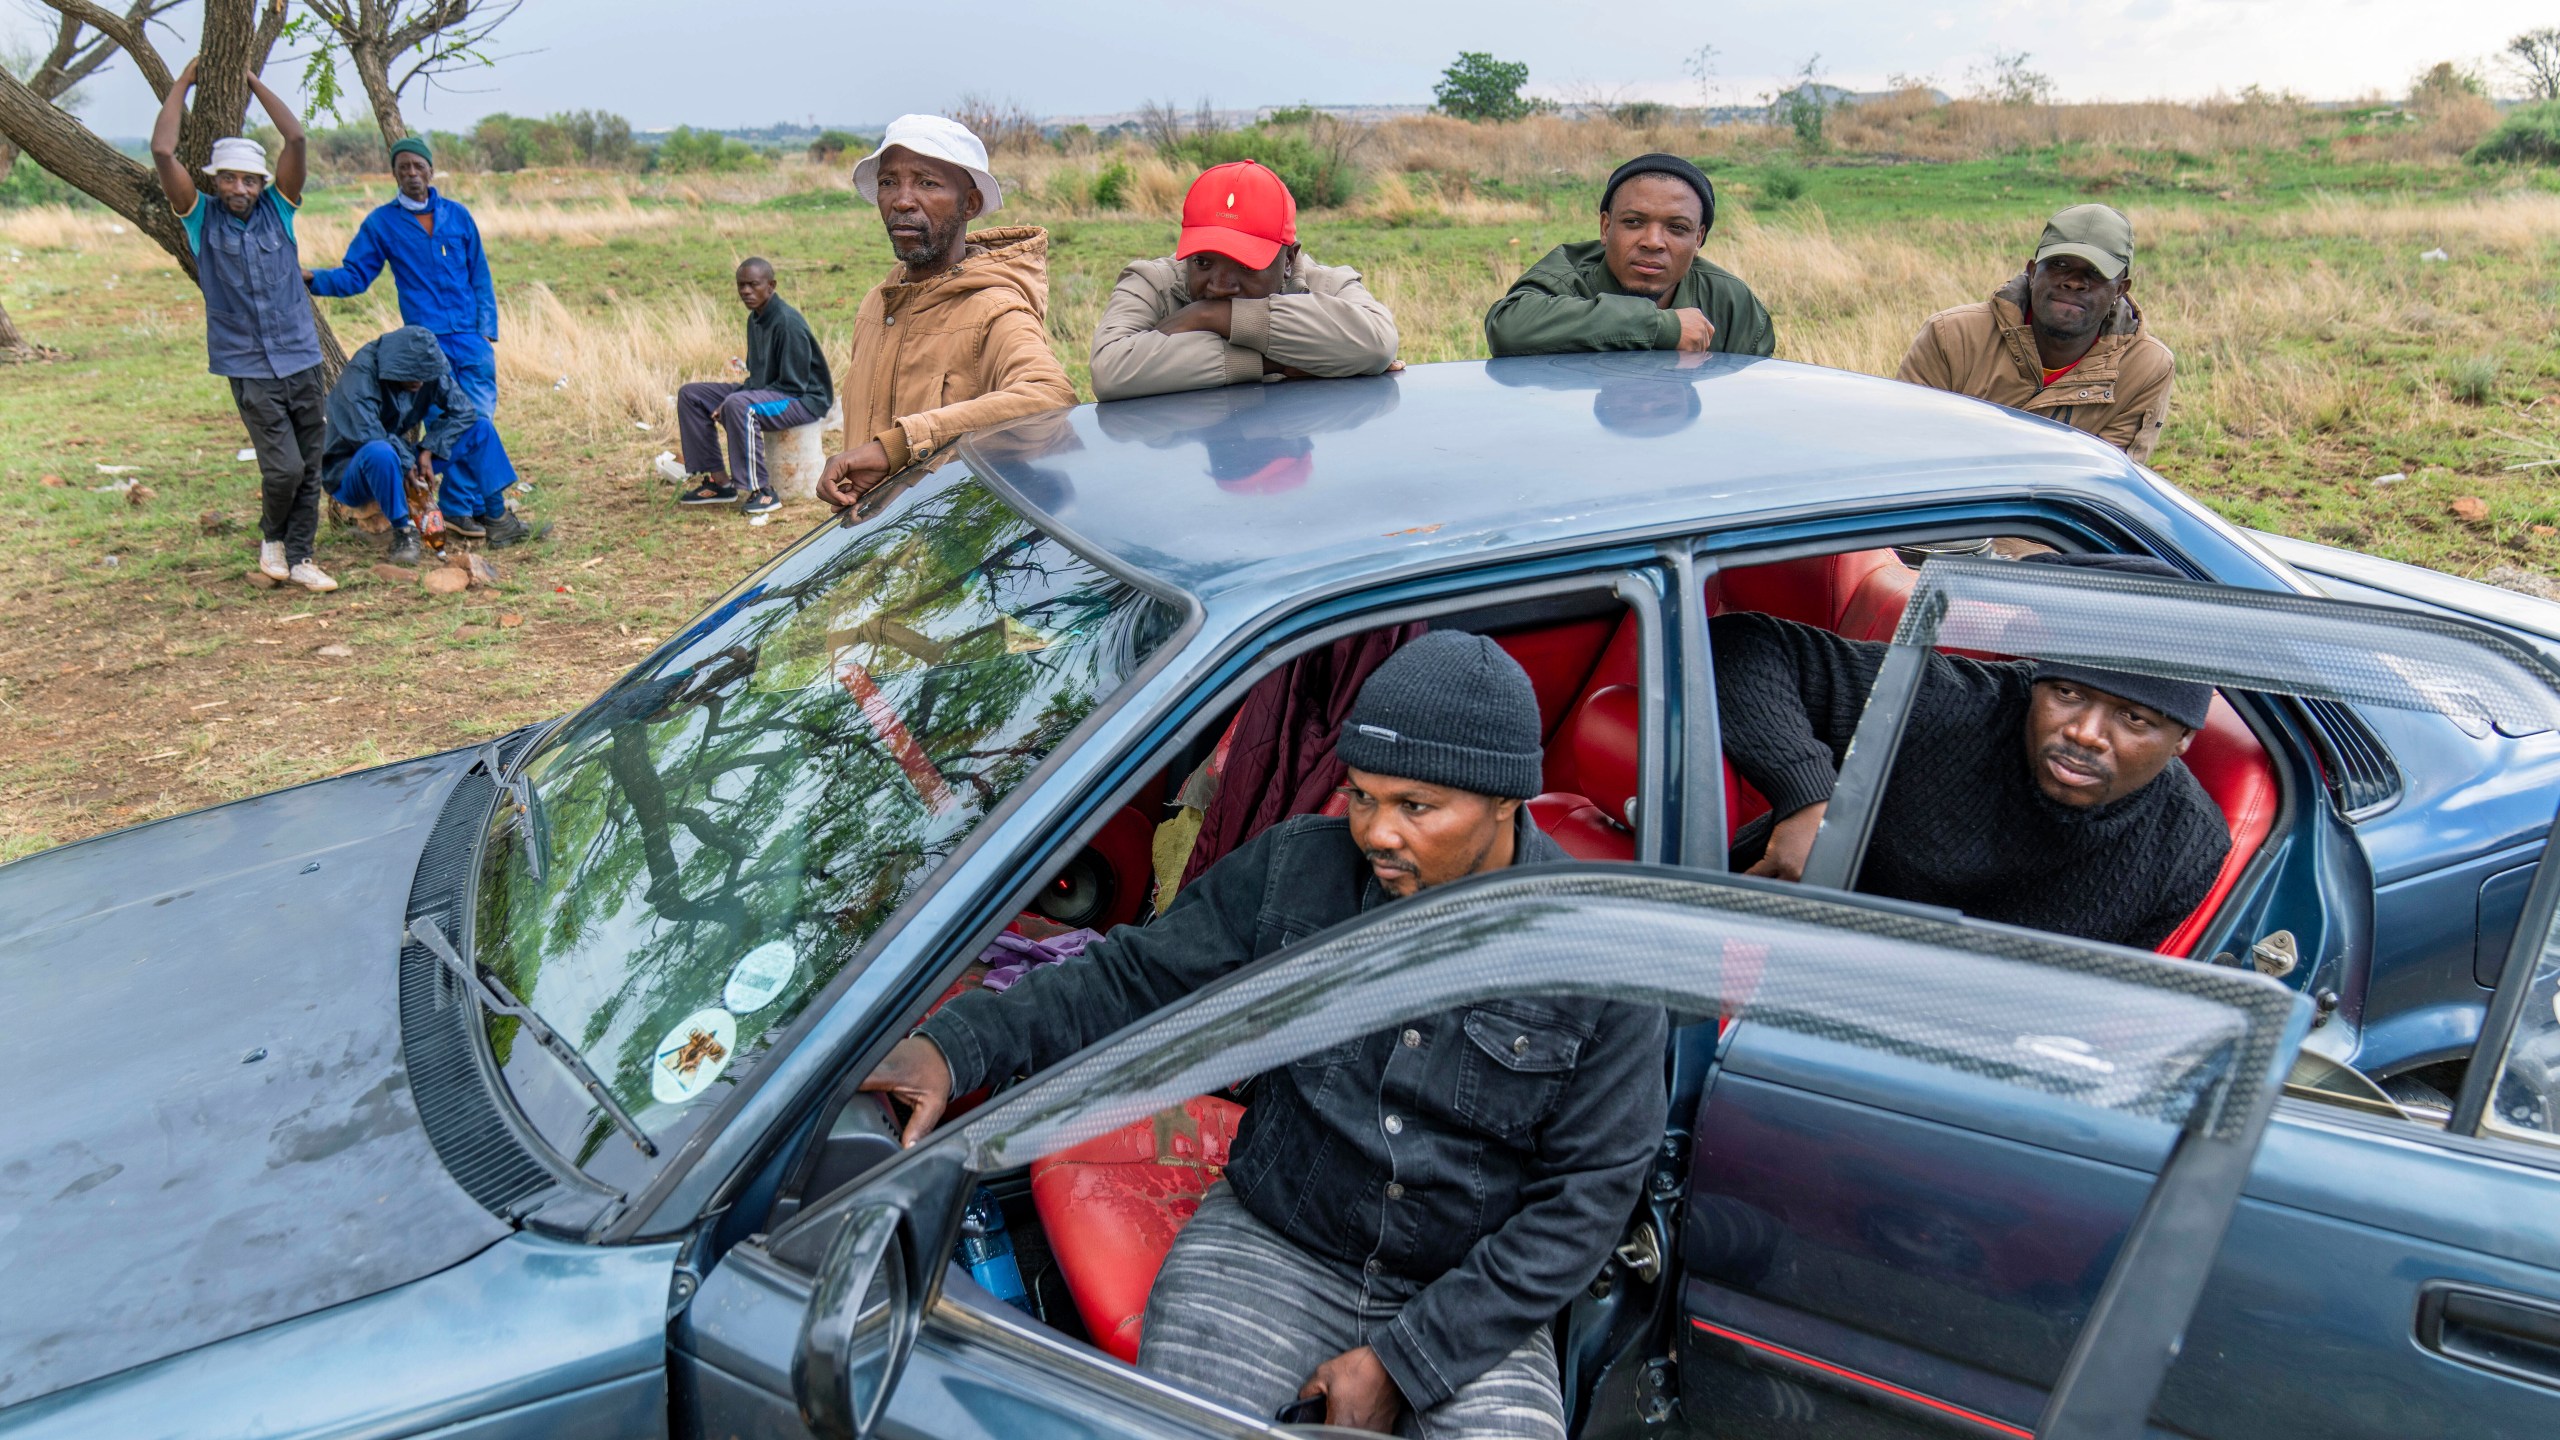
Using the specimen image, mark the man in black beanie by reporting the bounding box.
[861,630,1668,1438]
[1711,551,2230,950]
[1485,152,1775,358]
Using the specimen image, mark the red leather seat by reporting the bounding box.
[1026,1095,1244,1362]
[1529,684,1641,860]
[2154,696,2278,957]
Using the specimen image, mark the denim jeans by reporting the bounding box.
[1138,1184,1567,1440]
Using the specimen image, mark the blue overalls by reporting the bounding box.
[308,189,519,520]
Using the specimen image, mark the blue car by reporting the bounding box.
[6,353,2558,1439]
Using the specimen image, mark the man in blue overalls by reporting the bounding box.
[306,135,530,547]
[151,57,337,593]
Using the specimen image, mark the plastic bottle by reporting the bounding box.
[956,1187,1034,1315]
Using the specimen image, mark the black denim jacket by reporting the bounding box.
[922,811,1670,1408]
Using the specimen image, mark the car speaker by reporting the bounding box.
[1033,847,1116,930]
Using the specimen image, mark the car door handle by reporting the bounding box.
[2417,1282,2560,1390]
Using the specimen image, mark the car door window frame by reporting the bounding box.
[2455,828,2560,1160]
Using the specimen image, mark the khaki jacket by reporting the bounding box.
[1896,274,2175,464]
[1089,254,1398,402]
[841,225,1076,467]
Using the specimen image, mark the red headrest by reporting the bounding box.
[1565,685,1640,828]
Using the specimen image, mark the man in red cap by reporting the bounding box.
[1090,160,1400,401]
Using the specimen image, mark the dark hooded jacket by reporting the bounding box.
[321,325,480,485]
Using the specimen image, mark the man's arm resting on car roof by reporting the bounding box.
[1370,1002,1671,1410]
[1709,611,1891,819]
[917,820,1283,1095]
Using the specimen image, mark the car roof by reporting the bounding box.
[961,352,2152,608]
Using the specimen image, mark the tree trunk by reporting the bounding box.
[0,294,41,358]
[351,46,409,146]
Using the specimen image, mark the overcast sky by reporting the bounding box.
[12,0,2554,138]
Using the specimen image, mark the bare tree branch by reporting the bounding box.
[297,0,518,146]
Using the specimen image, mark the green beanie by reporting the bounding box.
[388,136,433,167]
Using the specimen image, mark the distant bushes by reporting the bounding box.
[473,110,637,172]
[652,126,763,174]
[1143,120,1357,208]
[807,130,866,163]
[2471,100,2560,164]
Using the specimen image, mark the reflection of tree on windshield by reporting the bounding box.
[477,479,1174,1159]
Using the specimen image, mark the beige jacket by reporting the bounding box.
[842,225,1076,467]
[1896,273,2175,464]
[1089,254,1399,402]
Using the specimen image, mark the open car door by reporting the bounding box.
[677,855,2302,1440]
[1684,558,2560,1438]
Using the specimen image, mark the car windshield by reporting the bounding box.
[474,472,1179,1176]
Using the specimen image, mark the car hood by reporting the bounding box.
[0,750,512,1407]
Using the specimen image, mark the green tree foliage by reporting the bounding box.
[651,125,762,174]
[470,109,638,172]
[807,129,865,163]
[1434,51,1536,122]
[2470,99,2560,164]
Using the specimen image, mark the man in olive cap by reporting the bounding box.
[307,133,532,546]
[1485,152,1773,358]
[1897,203,2176,463]
[859,630,1666,1438]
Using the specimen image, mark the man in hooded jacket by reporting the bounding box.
[304,136,529,545]
[817,115,1076,508]
[1897,204,2176,464]
[320,326,486,565]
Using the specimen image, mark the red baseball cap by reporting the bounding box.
[1176,161,1297,271]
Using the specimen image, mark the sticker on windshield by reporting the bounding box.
[724,942,797,1014]
[651,1007,738,1104]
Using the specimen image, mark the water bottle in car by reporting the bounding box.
[957,1187,1034,1315]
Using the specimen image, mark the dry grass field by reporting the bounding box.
[3,101,2558,858]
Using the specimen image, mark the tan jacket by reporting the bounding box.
[842,225,1077,467]
[1089,254,1398,402]
[1896,274,2175,464]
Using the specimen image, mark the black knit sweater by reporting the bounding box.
[1711,612,2231,950]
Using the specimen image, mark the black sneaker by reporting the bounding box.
[441,509,488,538]
[386,526,423,566]
[482,512,534,549]
[679,478,742,506]
[741,488,781,517]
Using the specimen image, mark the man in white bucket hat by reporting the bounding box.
[150,55,338,594]
[817,115,1073,509]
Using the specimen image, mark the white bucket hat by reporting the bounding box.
[200,136,273,180]
[851,114,1002,215]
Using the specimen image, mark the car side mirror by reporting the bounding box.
[790,1143,973,1440]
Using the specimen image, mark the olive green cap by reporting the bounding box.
[2033,203,2133,280]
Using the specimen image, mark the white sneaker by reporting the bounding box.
[288,560,338,593]
[259,541,289,580]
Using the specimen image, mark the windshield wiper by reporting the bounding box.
[406,914,657,1159]
[482,743,543,881]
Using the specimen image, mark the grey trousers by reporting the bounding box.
[1137,1184,1568,1440]
[230,365,327,563]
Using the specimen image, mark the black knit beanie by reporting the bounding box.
[1600,153,1716,235]
[2017,552,2214,730]
[1334,631,1545,799]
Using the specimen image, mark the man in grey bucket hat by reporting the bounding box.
[861,630,1667,1438]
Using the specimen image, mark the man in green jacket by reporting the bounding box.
[676,257,835,517]
[1485,154,1774,359]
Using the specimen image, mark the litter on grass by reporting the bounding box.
[236,448,258,462]
[2420,247,2450,263]
[94,464,142,475]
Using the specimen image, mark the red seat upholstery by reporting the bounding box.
[2154,696,2279,957]
[1027,1095,1244,1363]
[1752,550,2281,954]
[1530,684,1641,860]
